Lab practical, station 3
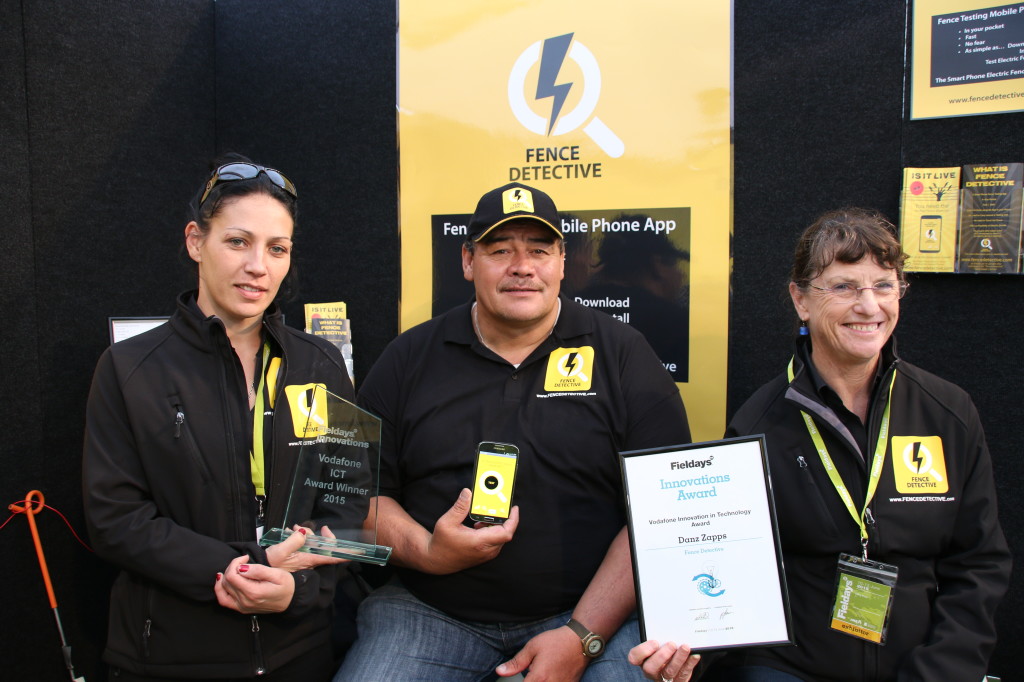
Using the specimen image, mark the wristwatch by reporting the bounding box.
[566,617,606,658]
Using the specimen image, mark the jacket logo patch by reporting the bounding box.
[285,383,329,437]
[891,436,948,494]
[544,347,595,391]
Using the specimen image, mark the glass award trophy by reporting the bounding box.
[259,385,392,565]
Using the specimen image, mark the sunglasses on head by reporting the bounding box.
[199,163,298,206]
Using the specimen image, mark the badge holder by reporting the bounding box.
[829,553,897,644]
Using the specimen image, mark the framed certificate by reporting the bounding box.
[621,435,793,650]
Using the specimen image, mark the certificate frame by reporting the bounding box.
[108,316,169,345]
[621,435,793,651]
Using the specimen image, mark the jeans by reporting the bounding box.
[333,584,646,682]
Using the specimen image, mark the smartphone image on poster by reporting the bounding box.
[919,215,941,252]
[470,441,519,524]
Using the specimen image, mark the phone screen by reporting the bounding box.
[920,216,941,252]
[470,442,519,524]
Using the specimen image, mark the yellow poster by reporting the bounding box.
[398,1,732,440]
[911,0,1024,119]
[899,167,960,272]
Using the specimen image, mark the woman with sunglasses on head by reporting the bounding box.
[83,154,353,681]
[630,208,1010,682]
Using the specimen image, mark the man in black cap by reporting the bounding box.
[335,182,690,681]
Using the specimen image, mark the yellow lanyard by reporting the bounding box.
[788,358,896,559]
[250,342,271,496]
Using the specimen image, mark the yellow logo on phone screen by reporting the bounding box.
[544,347,595,391]
[891,436,948,494]
[285,383,329,438]
[473,452,516,518]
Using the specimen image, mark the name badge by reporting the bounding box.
[829,553,898,644]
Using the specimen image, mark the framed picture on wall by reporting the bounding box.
[108,316,169,345]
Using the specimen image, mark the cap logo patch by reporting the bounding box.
[502,187,534,215]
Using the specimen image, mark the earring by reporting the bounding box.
[799,321,809,336]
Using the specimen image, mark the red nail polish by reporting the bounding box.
[238,564,250,573]
[298,528,308,535]
[215,573,222,582]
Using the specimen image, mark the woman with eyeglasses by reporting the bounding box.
[83,154,353,681]
[629,208,1010,682]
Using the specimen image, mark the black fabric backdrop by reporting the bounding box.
[1,2,1018,680]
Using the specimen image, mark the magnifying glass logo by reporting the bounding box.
[478,470,508,502]
[901,442,944,482]
[980,238,993,250]
[508,37,624,158]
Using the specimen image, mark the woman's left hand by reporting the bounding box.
[627,639,701,682]
[214,554,296,614]
[265,525,349,572]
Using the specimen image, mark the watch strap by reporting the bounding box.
[566,617,591,640]
[566,617,605,658]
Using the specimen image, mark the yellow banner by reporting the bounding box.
[398,1,732,440]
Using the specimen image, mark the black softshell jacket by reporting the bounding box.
[719,337,1010,681]
[83,292,354,678]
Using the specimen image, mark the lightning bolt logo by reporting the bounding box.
[911,441,924,472]
[514,189,522,201]
[536,33,574,136]
[564,351,578,375]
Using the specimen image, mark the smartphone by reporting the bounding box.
[919,215,941,252]
[470,441,519,524]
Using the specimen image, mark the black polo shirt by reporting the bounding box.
[358,295,691,622]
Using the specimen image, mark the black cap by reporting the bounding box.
[466,182,563,242]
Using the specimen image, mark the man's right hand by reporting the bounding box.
[425,488,519,574]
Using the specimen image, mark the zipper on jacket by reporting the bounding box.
[864,507,878,558]
[865,629,880,681]
[219,343,247,541]
[172,404,213,483]
[142,618,151,657]
[142,584,154,657]
[261,354,285,527]
[793,452,846,538]
[251,615,266,675]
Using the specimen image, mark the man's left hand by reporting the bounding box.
[495,625,587,681]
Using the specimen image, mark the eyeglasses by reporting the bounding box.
[804,280,909,301]
[199,163,297,206]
